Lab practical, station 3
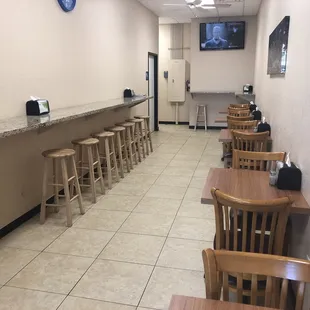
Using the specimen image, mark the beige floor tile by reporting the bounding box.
[197,160,223,169]
[71,260,152,306]
[73,210,129,231]
[157,238,213,271]
[183,187,203,201]
[155,175,192,188]
[145,185,187,200]
[162,166,195,177]
[92,195,142,212]
[156,144,181,154]
[189,177,206,190]
[148,152,175,160]
[0,222,66,251]
[99,233,165,265]
[0,286,65,310]
[121,173,159,185]
[139,267,205,309]
[199,154,223,164]
[58,296,136,310]
[202,148,222,156]
[193,168,210,178]
[120,213,174,236]
[173,153,202,161]
[169,217,215,241]
[133,197,181,215]
[168,160,198,169]
[0,247,39,285]
[142,158,171,167]
[8,252,93,294]
[177,201,215,219]
[45,228,114,258]
[108,182,152,196]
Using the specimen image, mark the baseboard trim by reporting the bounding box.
[159,121,189,125]
[0,196,55,238]
[189,125,227,130]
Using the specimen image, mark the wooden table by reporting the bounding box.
[169,295,272,310]
[201,168,310,215]
[219,129,272,143]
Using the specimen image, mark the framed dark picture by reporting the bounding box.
[267,16,290,75]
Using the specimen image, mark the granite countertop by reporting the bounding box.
[0,95,150,138]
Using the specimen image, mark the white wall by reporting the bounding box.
[255,0,310,306]
[0,0,158,227]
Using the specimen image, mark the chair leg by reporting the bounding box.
[111,137,120,182]
[71,156,84,215]
[40,158,49,224]
[105,138,113,189]
[135,125,142,162]
[53,158,60,213]
[116,132,124,178]
[87,145,96,203]
[79,144,84,187]
[139,122,146,159]
[95,144,105,195]
[147,119,153,152]
[195,106,199,131]
[60,158,72,227]
[122,130,130,173]
[204,106,207,132]
[126,128,134,170]
[131,126,139,165]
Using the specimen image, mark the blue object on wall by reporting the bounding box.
[164,71,168,79]
[146,71,149,81]
[58,0,76,12]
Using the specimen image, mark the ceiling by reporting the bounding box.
[137,0,262,24]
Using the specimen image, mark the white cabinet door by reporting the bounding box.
[168,60,186,102]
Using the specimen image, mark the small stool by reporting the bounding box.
[127,118,145,161]
[134,115,153,155]
[40,148,84,227]
[106,126,130,178]
[194,104,208,131]
[92,131,119,189]
[117,122,138,169]
[72,137,105,204]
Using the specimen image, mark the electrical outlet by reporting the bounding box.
[307,254,310,261]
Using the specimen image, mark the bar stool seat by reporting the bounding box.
[40,148,84,227]
[134,115,153,155]
[92,131,114,138]
[72,137,105,203]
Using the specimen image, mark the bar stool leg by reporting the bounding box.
[71,156,85,214]
[53,158,60,213]
[79,145,84,187]
[143,120,150,156]
[87,145,96,203]
[95,144,105,195]
[139,122,146,159]
[195,106,199,131]
[126,128,134,170]
[105,138,113,189]
[111,137,120,182]
[147,119,153,152]
[116,132,125,178]
[122,130,130,172]
[40,158,49,224]
[134,125,142,162]
[204,106,207,132]
[131,126,139,165]
[60,158,72,227]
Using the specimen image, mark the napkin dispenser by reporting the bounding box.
[26,99,50,116]
[124,88,135,98]
[277,163,302,191]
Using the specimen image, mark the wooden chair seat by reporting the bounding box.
[42,148,75,158]
[72,137,99,146]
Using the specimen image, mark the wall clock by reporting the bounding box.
[57,0,76,12]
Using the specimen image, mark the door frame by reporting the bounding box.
[148,52,159,131]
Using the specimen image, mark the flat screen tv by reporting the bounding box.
[200,21,245,51]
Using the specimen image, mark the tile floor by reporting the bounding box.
[0,125,223,310]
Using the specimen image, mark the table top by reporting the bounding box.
[0,95,150,139]
[169,295,272,310]
[201,168,310,215]
[236,93,255,103]
[219,129,272,143]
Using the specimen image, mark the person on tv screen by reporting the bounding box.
[204,26,228,49]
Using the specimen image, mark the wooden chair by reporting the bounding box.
[202,249,310,309]
[40,148,84,227]
[227,120,257,130]
[232,130,269,152]
[228,108,250,117]
[227,115,253,121]
[211,188,291,255]
[233,150,285,171]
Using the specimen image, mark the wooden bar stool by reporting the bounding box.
[92,131,119,190]
[194,104,208,131]
[72,137,105,204]
[127,118,145,161]
[134,115,153,155]
[106,126,130,177]
[40,148,84,227]
[117,122,138,169]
